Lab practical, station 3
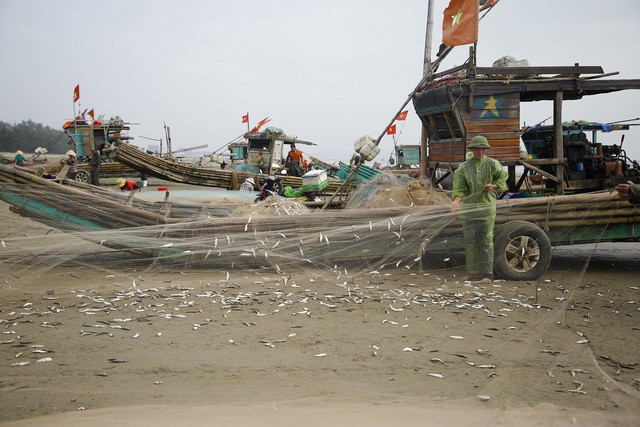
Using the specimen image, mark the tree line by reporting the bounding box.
[0,120,73,154]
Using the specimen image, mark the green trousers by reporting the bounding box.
[462,219,495,276]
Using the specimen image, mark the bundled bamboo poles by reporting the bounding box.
[0,164,182,229]
[111,143,345,193]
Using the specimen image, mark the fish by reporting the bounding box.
[428,373,444,379]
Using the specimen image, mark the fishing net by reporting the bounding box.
[345,174,451,209]
[1,163,639,423]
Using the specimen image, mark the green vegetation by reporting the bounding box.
[0,120,72,154]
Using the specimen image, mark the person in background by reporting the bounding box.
[139,172,148,187]
[90,149,101,186]
[239,177,255,192]
[615,182,640,204]
[450,135,508,284]
[285,143,304,176]
[350,153,362,167]
[115,178,141,192]
[65,150,78,179]
[13,150,29,166]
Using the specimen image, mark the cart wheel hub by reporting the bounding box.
[504,235,541,273]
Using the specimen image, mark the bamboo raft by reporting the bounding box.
[109,142,346,193]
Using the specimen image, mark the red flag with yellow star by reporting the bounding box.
[442,0,479,47]
[387,124,397,135]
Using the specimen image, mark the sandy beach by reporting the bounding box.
[0,182,639,426]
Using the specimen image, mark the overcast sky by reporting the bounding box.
[1,0,639,162]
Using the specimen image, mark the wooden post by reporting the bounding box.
[507,165,516,191]
[553,91,564,194]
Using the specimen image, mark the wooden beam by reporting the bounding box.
[553,90,564,194]
[443,112,456,139]
[475,66,604,76]
[519,160,558,183]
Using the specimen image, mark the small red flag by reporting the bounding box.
[387,124,397,135]
[87,109,95,120]
[396,110,408,121]
[73,84,80,103]
[242,114,248,124]
[251,116,271,133]
[442,0,479,47]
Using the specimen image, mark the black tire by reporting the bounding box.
[74,170,90,183]
[274,180,284,196]
[493,220,551,280]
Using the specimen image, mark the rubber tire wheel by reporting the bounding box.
[274,180,284,196]
[74,170,90,183]
[493,220,551,281]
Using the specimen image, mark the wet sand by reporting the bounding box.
[0,190,639,426]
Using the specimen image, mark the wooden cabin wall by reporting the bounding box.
[425,111,465,163]
[459,92,521,162]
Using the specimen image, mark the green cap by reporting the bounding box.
[467,135,491,148]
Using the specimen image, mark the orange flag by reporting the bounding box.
[387,124,397,135]
[242,114,248,124]
[396,110,408,121]
[73,84,80,102]
[442,0,479,47]
[251,117,271,133]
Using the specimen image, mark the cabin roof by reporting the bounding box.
[415,65,640,103]
[472,78,640,102]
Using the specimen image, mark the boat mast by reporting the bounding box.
[420,0,434,177]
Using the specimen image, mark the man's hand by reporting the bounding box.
[483,184,498,192]
[451,198,461,212]
[616,183,630,199]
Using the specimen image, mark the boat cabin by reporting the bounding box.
[63,117,130,161]
[394,144,421,168]
[243,127,316,174]
[412,61,640,194]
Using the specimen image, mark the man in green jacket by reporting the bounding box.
[451,135,508,283]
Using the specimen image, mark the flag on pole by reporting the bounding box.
[242,114,249,124]
[87,109,95,120]
[251,117,271,133]
[73,84,80,103]
[387,124,397,135]
[396,110,408,121]
[442,0,479,47]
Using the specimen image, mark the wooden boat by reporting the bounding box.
[107,131,346,194]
